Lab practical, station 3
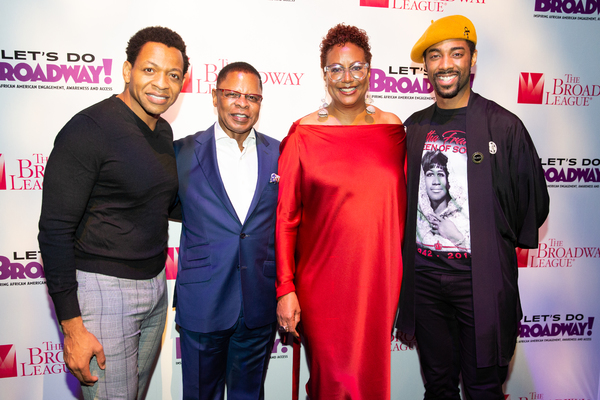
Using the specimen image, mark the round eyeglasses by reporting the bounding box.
[323,62,369,82]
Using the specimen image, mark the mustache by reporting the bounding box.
[434,68,460,77]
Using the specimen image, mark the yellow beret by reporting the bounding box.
[410,15,477,63]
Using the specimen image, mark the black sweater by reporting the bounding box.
[39,95,178,321]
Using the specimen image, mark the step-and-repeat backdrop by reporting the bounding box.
[1,0,599,399]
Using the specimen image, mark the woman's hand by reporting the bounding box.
[438,219,463,245]
[277,292,301,339]
[429,214,464,245]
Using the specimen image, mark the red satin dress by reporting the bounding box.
[276,121,406,400]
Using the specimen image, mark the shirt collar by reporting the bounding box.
[214,121,256,146]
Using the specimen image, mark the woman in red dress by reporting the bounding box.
[276,24,407,399]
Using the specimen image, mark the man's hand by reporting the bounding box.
[277,292,301,339]
[60,316,106,386]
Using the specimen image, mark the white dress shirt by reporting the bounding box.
[214,122,258,223]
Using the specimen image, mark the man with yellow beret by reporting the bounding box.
[395,15,549,398]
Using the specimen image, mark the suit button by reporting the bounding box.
[240,233,247,239]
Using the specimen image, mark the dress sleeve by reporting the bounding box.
[275,123,302,298]
[38,115,103,321]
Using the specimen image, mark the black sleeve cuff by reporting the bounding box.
[50,287,81,322]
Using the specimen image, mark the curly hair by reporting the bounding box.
[126,26,189,75]
[320,24,372,69]
[217,61,263,91]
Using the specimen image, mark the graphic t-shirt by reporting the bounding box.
[415,105,471,273]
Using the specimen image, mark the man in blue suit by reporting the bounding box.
[173,62,279,400]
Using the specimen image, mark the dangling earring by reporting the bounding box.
[318,98,329,118]
[365,91,375,115]
[318,82,329,118]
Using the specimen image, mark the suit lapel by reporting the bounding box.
[244,131,273,225]
[194,126,240,224]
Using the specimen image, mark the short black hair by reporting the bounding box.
[466,40,476,59]
[126,26,189,75]
[422,150,451,196]
[216,61,263,91]
[422,150,449,175]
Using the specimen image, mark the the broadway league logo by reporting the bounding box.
[518,238,600,268]
[0,153,46,191]
[0,154,6,190]
[360,0,388,7]
[0,344,18,378]
[361,0,485,11]
[181,60,305,94]
[518,73,545,104]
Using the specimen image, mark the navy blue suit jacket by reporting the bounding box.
[173,125,279,333]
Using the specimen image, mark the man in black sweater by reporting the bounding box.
[38,26,188,400]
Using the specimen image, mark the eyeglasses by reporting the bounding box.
[323,62,369,82]
[216,88,263,103]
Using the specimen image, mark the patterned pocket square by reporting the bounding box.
[270,173,280,183]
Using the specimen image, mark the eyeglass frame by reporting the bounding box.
[216,88,263,103]
[323,62,370,82]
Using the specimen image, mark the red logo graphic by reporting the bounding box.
[0,154,6,190]
[0,344,18,378]
[516,247,530,268]
[360,0,389,7]
[165,247,179,280]
[518,72,545,104]
[181,63,194,93]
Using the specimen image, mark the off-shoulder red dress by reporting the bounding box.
[276,121,407,400]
